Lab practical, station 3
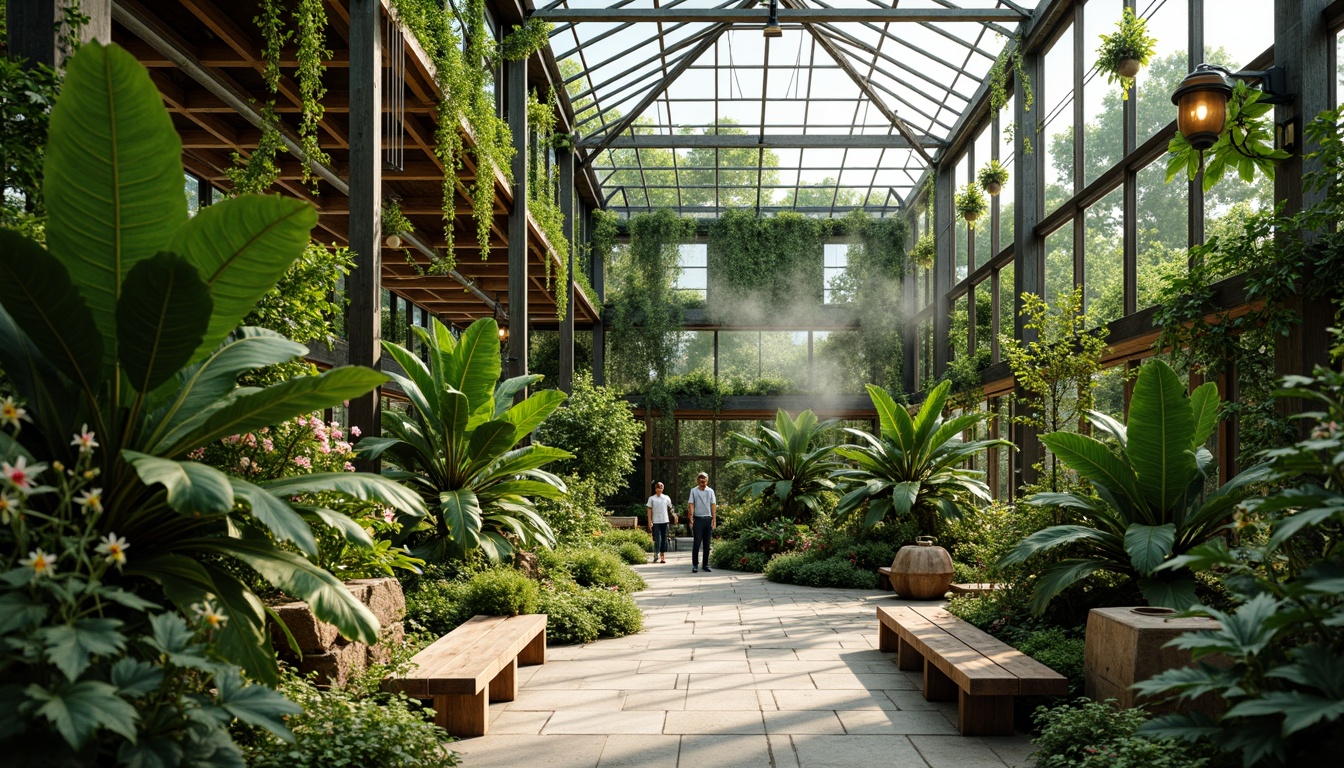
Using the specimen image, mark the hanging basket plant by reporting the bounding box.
[1096,8,1157,100]
[911,232,936,271]
[955,184,987,228]
[977,159,1009,196]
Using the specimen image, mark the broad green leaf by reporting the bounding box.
[0,231,104,394]
[500,388,568,442]
[866,383,912,450]
[44,42,188,371]
[1188,382,1221,449]
[0,304,78,437]
[912,380,951,449]
[123,452,233,515]
[117,251,213,393]
[109,658,163,698]
[889,480,919,521]
[308,507,375,548]
[443,317,502,417]
[27,679,139,749]
[38,618,126,682]
[215,667,300,740]
[156,366,388,457]
[229,478,317,557]
[1128,360,1198,514]
[1040,431,1145,509]
[170,195,317,362]
[188,534,379,645]
[466,420,520,472]
[494,374,544,417]
[263,473,428,519]
[1029,558,1110,615]
[380,344,439,427]
[1137,575,1200,610]
[0,591,48,635]
[1000,525,1117,566]
[440,488,484,554]
[1225,692,1344,737]
[1125,523,1177,575]
[1085,409,1128,450]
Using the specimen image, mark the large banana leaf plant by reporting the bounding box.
[0,42,426,683]
[833,381,1009,535]
[356,316,571,562]
[728,409,840,523]
[1000,359,1272,613]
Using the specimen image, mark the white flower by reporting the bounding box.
[74,488,104,515]
[0,491,16,524]
[192,599,227,629]
[69,424,99,454]
[0,396,30,431]
[2,457,47,493]
[96,533,130,567]
[19,548,56,578]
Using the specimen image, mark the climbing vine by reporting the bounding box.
[987,36,1034,154]
[706,210,830,317]
[293,0,331,188]
[528,88,571,320]
[839,212,911,394]
[499,18,553,61]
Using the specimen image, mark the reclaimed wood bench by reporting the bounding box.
[608,516,639,529]
[383,614,546,737]
[877,605,1067,736]
[875,567,998,597]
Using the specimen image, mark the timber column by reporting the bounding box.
[507,58,529,381]
[1011,43,1044,492]
[348,0,382,446]
[558,138,576,393]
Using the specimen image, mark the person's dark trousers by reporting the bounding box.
[652,522,669,557]
[692,516,713,568]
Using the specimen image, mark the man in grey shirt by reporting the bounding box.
[687,472,717,573]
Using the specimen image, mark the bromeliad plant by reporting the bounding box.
[728,409,840,525]
[357,316,571,562]
[833,381,1009,537]
[1001,359,1272,614]
[0,42,427,684]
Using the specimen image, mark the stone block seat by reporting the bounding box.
[383,614,547,737]
[877,605,1067,736]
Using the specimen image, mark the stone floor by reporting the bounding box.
[450,544,1034,768]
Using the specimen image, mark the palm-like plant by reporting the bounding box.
[357,316,571,562]
[0,43,426,683]
[727,409,840,523]
[1000,359,1272,614]
[833,381,1009,535]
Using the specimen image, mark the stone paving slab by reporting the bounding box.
[439,549,1034,767]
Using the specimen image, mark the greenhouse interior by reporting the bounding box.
[1,0,1342,766]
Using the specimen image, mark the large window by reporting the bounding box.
[823,244,849,304]
[676,243,707,301]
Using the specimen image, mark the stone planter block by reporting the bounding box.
[1084,607,1227,716]
[345,577,406,626]
[272,601,341,654]
[302,641,369,687]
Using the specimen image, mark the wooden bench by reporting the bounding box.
[383,614,546,737]
[607,516,639,529]
[877,605,1067,736]
[875,567,998,597]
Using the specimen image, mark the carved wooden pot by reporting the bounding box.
[890,536,954,600]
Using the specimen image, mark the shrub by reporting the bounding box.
[562,548,647,592]
[534,475,611,547]
[828,540,895,571]
[242,669,459,768]
[462,568,540,616]
[1013,626,1086,696]
[763,552,813,584]
[1030,699,1210,768]
[603,528,655,552]
[710,537,747,569]
[405,578,471,636]
[607,541,648,565]
[579,587,645,637]
[536,372,643,499]
[793,557,879,589]
[537,589,601,645]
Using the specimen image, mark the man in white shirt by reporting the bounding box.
[687,472,717,573]
[646,481,676,564]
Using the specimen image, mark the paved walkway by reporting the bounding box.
[452,545,1034,768]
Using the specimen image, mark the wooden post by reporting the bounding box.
[589,209,606,385]
[1012,45,1044,491]
[932,162,955,379]
[558,142,576,393]
[6,0,109,69]
[347,0,383,452]
[507,58,529,382]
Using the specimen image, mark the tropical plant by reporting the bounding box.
[1167,80,1289,192]
[535,371,642,499]
[1096,7,1158,99]
[728,409,841,524]
[0,42,427,684]
[1000,359,1272,614]
[356,316,571,562]
[833,380,1010,536]
[1133,359,1344,767]
[977,159,1010,194]
[911,232,936,271]
[956,183,988,227]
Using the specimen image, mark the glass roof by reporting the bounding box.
[543,0,1045,217]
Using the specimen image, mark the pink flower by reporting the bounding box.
[70,424,99,454]
[331,428,344,439]
[294,456,312,469]
[383,509,396,523]
[262,438,274,452]
[344,461,356,472]
[243,433,257,447]
[187,447,206,460]
[335,441,352,453]
[226,434,240,444]
[318,444,332,454]
[3,457,47,492]
[308,416,323,430]
[350,426,362,437]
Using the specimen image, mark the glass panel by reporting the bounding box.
[1045,224,1075,304]
[184,175,200,217]
[716,420,758,453]
[1136,0,1189,145]
[677,243,708,302]
[952,294,970,361]
[1084,185,1124,326]
[955,153,970,281]
[1043,24,1076,209]
[672,331,716,377]
[676,462,704,505]
[1083,0,1124,187]
[994,397,1012,500]
[996,95,1016,250]
[919,318,934,389]
[1204,0,1273,71]
[1094,365,1129,421]
[760,331,809,390]
[1338,30,1344,106]
[973,281,992,367]
[812,330,864,395]
[679,420,713,457]
[998,262,1016,352]
[1137,159,1188,309]
[824,243,849,304]
[653,419,674,458]
[717,331,761,382]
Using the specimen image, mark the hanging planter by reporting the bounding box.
[955,183,987,228]
[911,232,935,271]
[977,159,1009,196]
[1096,8,1157,100]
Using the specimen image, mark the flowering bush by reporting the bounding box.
[201,413,360,480]
[0,429,297,765]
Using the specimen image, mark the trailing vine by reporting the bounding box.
[706,210,829,318]
[987,36,1034,153]
[293,0,331,189]
[499,18,553,61]
[839,212,911,394]
[528,88,571,320]
[228,0,286,194]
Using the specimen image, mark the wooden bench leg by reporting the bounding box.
[489,658,517,702]
[879,619,899,653]
[433,690,489,737]
[519,630,546,666]
[958,690,1015,736]
[923,661,958,702]
[896,636,923,671]
[877,571,892,590]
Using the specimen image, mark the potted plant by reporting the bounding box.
[912,232,936,271]
[1096,8,1157,100]
[955,183,988,228]
[977,159,1009,196]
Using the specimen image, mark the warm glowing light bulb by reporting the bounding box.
[1194,103,1208,120]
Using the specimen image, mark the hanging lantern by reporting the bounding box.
[1171,64,1234,151]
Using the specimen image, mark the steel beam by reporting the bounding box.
[532,8,1027,23]
[579,133,944,149]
